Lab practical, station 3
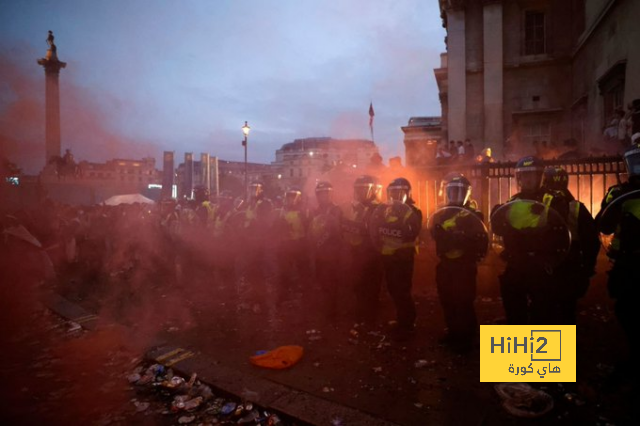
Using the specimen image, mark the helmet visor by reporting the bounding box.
[517,170,542,193]
[388,187,408,203]
[249,184,263,199]
[445,183,470,206]
[354,184,373,203]
[284,191,301,207]
[315,189,332,205]
[625,148,640,178]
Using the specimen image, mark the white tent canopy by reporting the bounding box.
[103,193,155,206]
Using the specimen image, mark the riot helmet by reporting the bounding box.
[444,175,471,207]
[315,181,333,206]
[193,185,210,203]
[623,143,640,183]
[439,172,463,197]
[542,166,569,191]
[515,156,544,194]
[284,187,302,208]
[354,175,382,203]
[387,177,412,204]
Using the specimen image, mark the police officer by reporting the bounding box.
[492,156,570,325]
[241,182,274,299]
[212,190,239,293]
[431,175,486,348]
[596,143,640,368]
[342,175,383,325]
[371,178,422,339]
[274,187,309,304]
[193,185,214,228]
[542,166,599,324]
[309,181,344,320]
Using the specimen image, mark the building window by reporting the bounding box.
[522,121,550,146]
[598,62,626,125]
[298,168,303,177]
[524,11,546,55]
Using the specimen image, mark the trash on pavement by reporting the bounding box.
[178,414,195,424]
[220,401,237,415]
[494,383,554,418]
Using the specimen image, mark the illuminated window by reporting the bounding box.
[524,11,545,55]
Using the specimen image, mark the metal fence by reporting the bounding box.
[412,156,626,221]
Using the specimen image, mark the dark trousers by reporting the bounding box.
[276,240,309,302]
[382,251,416,330]
[608,262,640,366]
[352,246,383,324]
[499,266,558,325]
[553,265,591,325]
[316,254,341,319]
[436,260,477,339]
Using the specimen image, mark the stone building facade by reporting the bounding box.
[436,0,639,159]
[401,117,443,167]
[271,137,380,188]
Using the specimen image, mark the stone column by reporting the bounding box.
[162,151,174,200]
[483,1,504,151]
[37,37,67,167]
[200,152,210,191]
[184,153,193,199]
[447,9,467,142]
[209,156,219,198]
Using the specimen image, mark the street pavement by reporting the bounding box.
[2,251,636,425]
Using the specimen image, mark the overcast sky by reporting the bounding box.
[0,0,445,173]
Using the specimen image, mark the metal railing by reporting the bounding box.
[412,156,626,220]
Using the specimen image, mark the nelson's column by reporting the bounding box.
[37,31,66,168]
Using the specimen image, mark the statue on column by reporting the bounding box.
[46,30,57,54]
[46,31,55,47]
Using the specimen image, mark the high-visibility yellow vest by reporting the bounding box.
[507,193,553,229]
[440,209,473,259]
[280,209,305,241]
[380,205,419,256]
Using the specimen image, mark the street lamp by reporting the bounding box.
[242,121,250,200]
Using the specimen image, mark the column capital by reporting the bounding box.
[37,58,67,74]
[442,0,467,12]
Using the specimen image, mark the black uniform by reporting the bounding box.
[492,188,570,325]
[549,190,600,324]
[432,203,485,343]
[310,202,344,319]
[343,200,383,324]
[372,201,422,332]
[597,181,640,363]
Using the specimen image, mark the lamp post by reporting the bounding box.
[242,121,250,201]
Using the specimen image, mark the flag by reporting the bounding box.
[369,102,375,129]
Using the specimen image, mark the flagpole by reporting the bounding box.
[369,102,375,144]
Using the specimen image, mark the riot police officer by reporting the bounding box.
[242,182,274,302]
[596,143,640,368]
[431,175,487,348]
[342,175,383,325]
[491,156,571,325]
[370,178,422,339]
[212,190,239,293]
[309,181,344,320]
[193,185,214,228]
[274,187,309,304]
[542,166,599,324]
